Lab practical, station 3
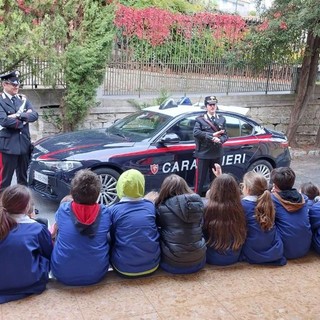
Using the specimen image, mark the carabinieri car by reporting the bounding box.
[28,99,291,205]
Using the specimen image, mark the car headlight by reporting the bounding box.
[39,160,82,171]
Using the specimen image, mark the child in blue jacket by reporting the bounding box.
[271,167,312,259]
[300,181,320,253]
[300,182,320,208]
[0,185,52,304]
[109,169,160,277]
[51,169,111,285]
[241,171,286,266]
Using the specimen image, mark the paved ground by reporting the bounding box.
[291,155,320,189]
[2,243,320,319]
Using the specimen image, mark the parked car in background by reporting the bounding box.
[28,98,291,205]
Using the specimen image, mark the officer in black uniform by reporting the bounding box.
[0,71,38,191]
[193,96,228,195]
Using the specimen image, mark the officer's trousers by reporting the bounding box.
[195,157,221,196]
[0,152,30,191]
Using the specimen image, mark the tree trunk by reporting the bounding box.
[286,32,320,147]
[60,98,72,132]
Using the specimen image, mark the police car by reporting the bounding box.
[28,98,291,205]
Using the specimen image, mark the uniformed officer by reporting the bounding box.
[0,71,38,191]
[193,96,228,195]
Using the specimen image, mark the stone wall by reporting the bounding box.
[26,85,320,145]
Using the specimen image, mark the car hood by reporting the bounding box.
[33,128,135,160]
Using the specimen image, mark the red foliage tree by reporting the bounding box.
[114,4,247,46]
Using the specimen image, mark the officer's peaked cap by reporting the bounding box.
[0,70,20,85]
[204,95,218,105]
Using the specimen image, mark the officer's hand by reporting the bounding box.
[212,137,221,143]
[8,113,18,118]
[212,163,222,177]
[213,130,224,137]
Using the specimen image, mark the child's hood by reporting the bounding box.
[165,194,204,223]
[116,169,145,199]
[273,189,305,212]
[71,202,101,237]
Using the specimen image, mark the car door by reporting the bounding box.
[221,113,262,180]
[145,114,198,190]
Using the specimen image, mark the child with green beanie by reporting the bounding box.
[109,169,160,276]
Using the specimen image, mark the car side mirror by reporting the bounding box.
[159,133,180,144]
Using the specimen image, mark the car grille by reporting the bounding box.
[33,180,58,198]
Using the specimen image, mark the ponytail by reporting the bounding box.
[0,184,30,240]
[255,190,275,231]
[0,207,17,240]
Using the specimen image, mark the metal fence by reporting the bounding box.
[1,52,297,95]
[104,35,298,96]
[104,62,297,96]
[0,60,65,89]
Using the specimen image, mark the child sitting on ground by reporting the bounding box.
[109,169,160,277]
[204,173,247,265]
[50,169,112,285]
[0,185,53,304]
[240,171,286,266]
[271,167,311,259]
[300,181,320,254]
[155,174,206,274]
[300,181,320,208]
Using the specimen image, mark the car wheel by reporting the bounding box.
[93,168,120,206]
[247,160,273,181]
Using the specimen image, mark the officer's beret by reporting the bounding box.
[0,70,20,85]
[204,95,218,105]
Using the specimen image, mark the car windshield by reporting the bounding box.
[107,110,172,142]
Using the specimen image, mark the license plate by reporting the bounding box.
[34,171,48,184]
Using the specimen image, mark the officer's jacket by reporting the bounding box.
[193,113,228,159]
[0,93,38,155]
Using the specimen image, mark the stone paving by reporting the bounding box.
[290,148,320,188]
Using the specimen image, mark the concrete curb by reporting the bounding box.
[290,148,320,159]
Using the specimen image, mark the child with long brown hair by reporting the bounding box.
[0,185,53,304]
[240,171,286,265]
[155,174,206,274]
[204,173,246,265]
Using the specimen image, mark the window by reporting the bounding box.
[167,116,197,142]
[224,115,253,138]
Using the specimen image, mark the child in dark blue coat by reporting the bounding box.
[300,182,320,208]
[241,171,286,266]
[109,169,160,277]
[271,167,311,259]
[51,169,111,285]
[0,185,52,304]
[300,181,320,253]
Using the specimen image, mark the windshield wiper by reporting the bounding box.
[106,128,127,139]
[113,132,127,139]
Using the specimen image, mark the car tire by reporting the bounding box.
[247,160,273,181]
[93,168,120,206]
